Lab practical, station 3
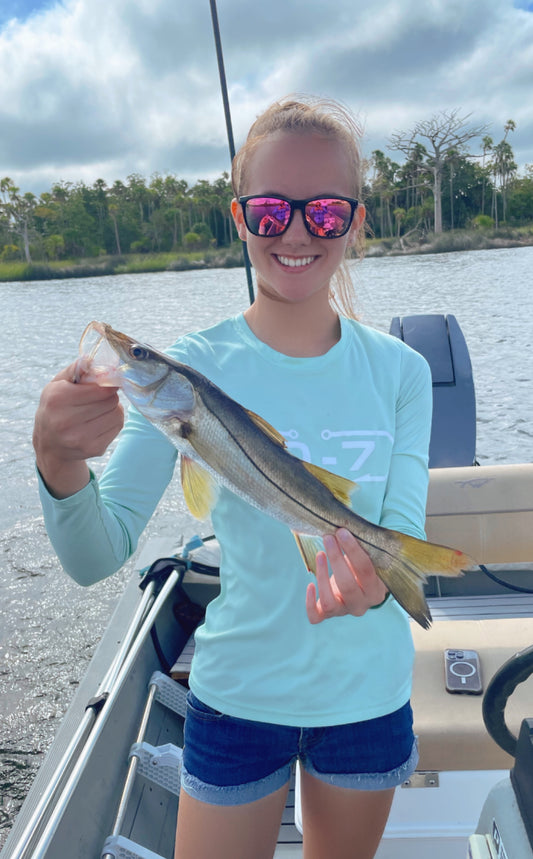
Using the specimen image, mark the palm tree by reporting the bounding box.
[489,122,517,226]
[480,136,493,215]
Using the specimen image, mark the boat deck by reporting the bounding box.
[428,593,533,620]
[276,776,303,856]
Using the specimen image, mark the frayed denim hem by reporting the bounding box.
[302,737,419,791]
[181,761,293,806]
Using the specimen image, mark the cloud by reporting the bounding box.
[0,0,532,196]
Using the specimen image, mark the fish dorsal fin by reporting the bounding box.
[245,409,287,447]
[246,408,357,506]
[302,461,357,507]
[180,455,219,519]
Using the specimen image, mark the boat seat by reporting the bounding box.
[390,314,476,468]
[426,463,533,564]
[411,617,533,772]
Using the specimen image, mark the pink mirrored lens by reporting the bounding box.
[246,198,291,236]
[305,199,352,236]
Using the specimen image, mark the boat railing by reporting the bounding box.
[6,570,180,859]
[100,671,187,859]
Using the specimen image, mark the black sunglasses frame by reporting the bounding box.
[238,194,359,239]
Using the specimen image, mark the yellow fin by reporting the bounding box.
[245,409,287,447]
[245,410,356,507]
[302,461,357,507]
[373,532,476,630]
[395,532,475,578]
[293,533,324,575]
[180,455,218,519]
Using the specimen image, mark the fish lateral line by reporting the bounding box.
[191,391,355,520]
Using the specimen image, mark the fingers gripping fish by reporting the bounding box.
[75,321,475,629]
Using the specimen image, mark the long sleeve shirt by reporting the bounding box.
[38,314,432,726]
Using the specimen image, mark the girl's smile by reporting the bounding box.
[274,254,317,269]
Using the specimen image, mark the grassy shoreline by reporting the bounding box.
[365,224,533,258]
[1,227,532,282]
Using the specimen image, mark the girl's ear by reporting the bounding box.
[231,198,248,241]
[347,203,366,247]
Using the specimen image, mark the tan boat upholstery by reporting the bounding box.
[411,618,533,771]
[415,465,533,771]
[426,463,533,564]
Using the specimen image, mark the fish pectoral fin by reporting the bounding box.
[180,455,218,519]
[245,410,287,447]
[301,462,358,507]
[293,533,324,575]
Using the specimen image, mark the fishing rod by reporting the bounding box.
[209,0,255,306]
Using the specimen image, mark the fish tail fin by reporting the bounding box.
[375,533,475,630]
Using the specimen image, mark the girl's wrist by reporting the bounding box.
[36,456,91,500]
[369,592,391,610]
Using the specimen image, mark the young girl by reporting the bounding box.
[33,96,432,859]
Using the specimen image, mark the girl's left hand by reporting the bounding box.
[305,528,388,624]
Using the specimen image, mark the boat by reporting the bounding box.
[1,313,533,859]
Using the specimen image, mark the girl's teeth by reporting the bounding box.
[277,255,315,267]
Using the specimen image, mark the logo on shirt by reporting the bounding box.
[281,428,393,483]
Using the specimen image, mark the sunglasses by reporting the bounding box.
[238,195,359,239]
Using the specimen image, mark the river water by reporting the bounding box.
[1,245,532,845]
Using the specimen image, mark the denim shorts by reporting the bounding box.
[181,692,418,806]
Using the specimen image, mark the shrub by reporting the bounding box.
[472,214,494,230]
[1,243,20,261]
[184,231,203,250]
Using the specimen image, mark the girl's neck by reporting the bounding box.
[243,293,341,358]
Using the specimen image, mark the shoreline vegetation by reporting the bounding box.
[1,225,532,282]
[3,113,532,283]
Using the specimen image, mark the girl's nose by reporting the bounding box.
[282,209,311,243]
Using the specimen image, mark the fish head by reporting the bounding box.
[78,321,195,422]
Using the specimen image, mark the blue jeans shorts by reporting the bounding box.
[181,692,418,806]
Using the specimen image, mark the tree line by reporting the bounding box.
[1,110,532,264]
[371,111,531,240]
[0,172,237,264]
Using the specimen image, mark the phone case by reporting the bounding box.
[444,649,483,694]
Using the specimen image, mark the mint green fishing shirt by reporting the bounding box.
[38,314,432,727]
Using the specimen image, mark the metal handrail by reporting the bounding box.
[25,570,179,858]
[101,681,159,858]
[5,577,158,859]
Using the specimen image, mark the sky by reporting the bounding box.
[1,0,532,196]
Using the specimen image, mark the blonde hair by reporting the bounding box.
[232,95,365,319]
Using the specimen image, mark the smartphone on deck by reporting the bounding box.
[444,649,483,695]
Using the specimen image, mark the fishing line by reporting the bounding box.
[209,0,255,305]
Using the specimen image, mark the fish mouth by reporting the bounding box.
[80,321,156,365]
[275,254,317,269]
[78,321,124,372]
[78,321,169,391]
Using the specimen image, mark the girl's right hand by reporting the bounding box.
[33,361,124,498]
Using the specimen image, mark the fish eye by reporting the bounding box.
[129,344,149,360]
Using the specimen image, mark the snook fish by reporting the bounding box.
[76,321,475,629]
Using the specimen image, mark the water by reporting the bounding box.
[1,246,532,845]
